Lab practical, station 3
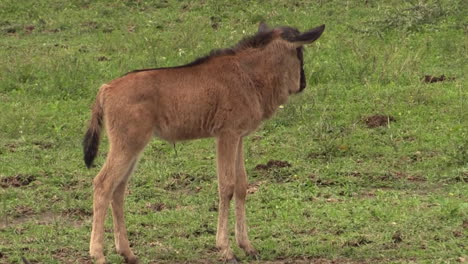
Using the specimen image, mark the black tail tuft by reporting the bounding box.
[83,128,100,168]
[83,92,103,169]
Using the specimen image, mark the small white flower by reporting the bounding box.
[178,49,185,56]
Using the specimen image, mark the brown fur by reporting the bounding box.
[83,23,324,263]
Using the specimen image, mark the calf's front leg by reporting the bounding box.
[215,133,240,262]
[234,139,258,258]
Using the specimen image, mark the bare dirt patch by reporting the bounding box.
[97,56,110,61]
[164,172,197,191]
[210,16,221,30]
[42,28,60,33]
[380,171,426,182]
[14,205,34,216]
[191,223,216,237]
[358,190,377,198]
[262,257,376,264]
[1,211,64,229]
[62,208,92,218]
[362,115,396,128]
[452,230,463,237]
[255,160,291,170]
[455,172,468,182]
[4,142,18,152]
[146,202,166,212]
[159,258,366,264]
[406,174,426,182]
[392,231,403,243]
[127,25,137,33]
[423,74,455,83]
[24,25,35,34]
[309,174,340,186]
[51,248,93,264]
[344,236,373,247]
[247,180,266,194]
[0,174,36,188]
[32,141,54,150]
[158,172,209,192]
[81,21,98,30]
[208,202,218,212]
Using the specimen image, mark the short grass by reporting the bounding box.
[0,0,467,263]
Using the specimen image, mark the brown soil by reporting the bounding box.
[456,172,468,182]
[247,180,266,194]
[51,248,93,264]
[362,115,395,128]
[81,21,98,29]
[97,56,109,61]
[386,171,426,182]
[164,172,199,191]
[1,211,63,229]
[208,202,218,212]
[261,258,376,264]
[210,16,221,30]
[32,141,53,150]
[0,174,36,188]
[62,208,92,217]
[147,202,166,212]
[423,74,455,83]
[192,223,216,237]
[150,257,411,264]
[4,142,18,152]
[255,160,292,170]
[344,236,373,247]
[24,25,35,34]
[392,231,403,243]
[406,174,426,182]
[309,174,339,186]
[42,28,60,33]
[14,205,34,216]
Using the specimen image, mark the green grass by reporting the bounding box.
[0,0,467,263]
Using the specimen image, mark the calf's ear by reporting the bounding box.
[291,24,325,46]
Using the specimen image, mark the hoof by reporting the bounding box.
[219,248,239,263]
[241,245,259,260]
[90,248,106,264]
[247,250,260,260]
[93,257,106,264]
[226,256,239,264]
[124,255,139,264]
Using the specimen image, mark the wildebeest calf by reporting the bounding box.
[83,22,325,263]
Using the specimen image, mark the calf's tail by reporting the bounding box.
[83,89,104,168]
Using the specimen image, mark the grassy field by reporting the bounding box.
[0,0,467,263]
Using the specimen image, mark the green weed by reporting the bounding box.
[0,0,466,263]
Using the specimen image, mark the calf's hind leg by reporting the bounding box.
[111,160,138,264]
[89,148,137,264]
[90,129,151,264]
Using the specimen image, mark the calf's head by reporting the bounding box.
[257,23,325,94]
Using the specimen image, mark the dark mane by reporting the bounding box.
[233,31,275,51]
[124,30,275,76]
